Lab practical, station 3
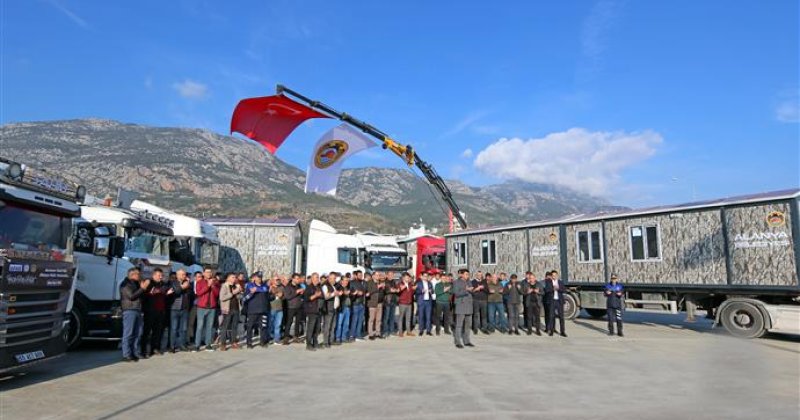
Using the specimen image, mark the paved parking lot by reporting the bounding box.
[1,312,798,420]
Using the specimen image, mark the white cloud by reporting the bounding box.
[473,128,662,196]
[172,79,208,99]
[578,0,623,81]
[461,148,474,159]
[775,91,799,123]
[441,110,490,138]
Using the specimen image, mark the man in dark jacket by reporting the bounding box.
[366,273,385,340]
[382,272,399,338]
[522,271,543,336]
[243,273,270,348]
[303,274,323,351]
[320,273,338,348]
[283,273,305,345]
[605,274,624,337]
[433,273,453,335]
[415,273,434,336]
[348,270,367,341]
[141,268,169,357]
[471,273,489,334]
[544,270,567,337]
[453,269,475,349]
[120,268,148,362]
[168,269,192,352]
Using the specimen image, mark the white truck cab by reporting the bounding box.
[130,200,220,275]
[68,200,174,348]
[306,220,410,277]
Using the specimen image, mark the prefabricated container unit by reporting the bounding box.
[445,189,800,338]
[205,218,303,276]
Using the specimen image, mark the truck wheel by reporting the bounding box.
[67,301,87,350]
[564,293,580,320]
[585,308,607,319]
[720,301,766,339]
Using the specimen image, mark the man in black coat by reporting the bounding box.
[243,273,270,348]
[120,268,149,362]
[543,270,567,337]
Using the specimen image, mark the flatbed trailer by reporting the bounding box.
[445,189,800,338]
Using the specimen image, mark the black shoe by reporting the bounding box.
[514,330,521,336]
[507,331,513,335]
[535,331,541,336]
[608,332,614,336]
[548,332,554,336]
[140,354,150,359]
[132,356,140,362]
[306,347,316,351]
[456,344,464,349]
[618,332,624,337]
[560,333,568,337]
[369,336,376,341]
[526,330,532,336]
[436,330,441,336]
[465,343,475,347]
[123,357,135,362]
[445,331,451,335]
[426,332,433,336]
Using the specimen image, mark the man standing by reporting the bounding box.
[382,273,399,338]
[187,271,202,345]
[283,273,305,345]
[605,274,624,337]
[334,275,351,345]
[219,273,243,351]
[120,268,148,362]
[453,269,475,349]
[415,273,434,336]
[348,270,367,341]
[397,272,415,337]
[433,273,453,335]
[366,273,385,340]
[141,268,169,357]
[471,272,489,334]
[544,270,567,337]
[168,269,192,352]
[194,268,221,351]
[303,274,323,351]
[522,271,542,336]
[243,273,269,348]
[320,273,338,348]
[268,276,285,344]
[486,273,507,334]
[505,274,523,335]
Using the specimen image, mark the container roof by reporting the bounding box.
[204,217,299,227]
[445,188,800,237]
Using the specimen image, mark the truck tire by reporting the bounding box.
[585,308,607,319]
[720,301,766,339]
[67,300,87,350]
[564,293,580,320]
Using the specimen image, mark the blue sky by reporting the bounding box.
[1,0,798,207]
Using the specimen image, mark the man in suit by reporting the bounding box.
[544,270,567,337]
[415,272,434,336]
[453,269,475,349]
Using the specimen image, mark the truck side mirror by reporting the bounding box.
[93,237,111,256]
[110,237,126,258]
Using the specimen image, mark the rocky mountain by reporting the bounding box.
[0,119,615,233]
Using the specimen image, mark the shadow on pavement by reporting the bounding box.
[0,341,120,391]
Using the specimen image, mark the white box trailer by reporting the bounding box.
[445,189,800,338]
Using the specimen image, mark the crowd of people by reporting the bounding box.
[118,266,625,361]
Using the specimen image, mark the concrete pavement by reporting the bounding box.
[1,312,798,420]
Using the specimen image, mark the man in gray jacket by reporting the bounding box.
[453,269,475,349]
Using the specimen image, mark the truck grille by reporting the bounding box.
[1,291,69,348]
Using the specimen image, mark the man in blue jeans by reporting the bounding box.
[416,273,434,336]
[486,273,508,333]
[335,276,351,344]
[268,276,284,344]
[120,268,148,362]
[168,269,192,352]
[349,270,366,341]
[193,268,220,351]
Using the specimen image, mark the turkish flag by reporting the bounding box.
[230,95,330,154]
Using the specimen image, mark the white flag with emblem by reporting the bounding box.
[305,123,377,195]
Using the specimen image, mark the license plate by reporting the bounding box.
[14,350,45,363]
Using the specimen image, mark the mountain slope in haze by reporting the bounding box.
[0,119,616,233]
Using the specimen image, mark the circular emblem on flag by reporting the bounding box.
[314,140,349,169]
[767,211,786,228]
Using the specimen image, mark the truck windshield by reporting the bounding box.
[197,240,220,266]
[126,229,169,257]
[0,200,71,254]
[368,252,409,271]
[423,252,447,271]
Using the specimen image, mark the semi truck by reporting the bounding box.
[306,220,411,277]
[0,157,86,372]
[130,200,220,274]
[445,189,800,338]
[67,200,174,348]
[398,233,446,278]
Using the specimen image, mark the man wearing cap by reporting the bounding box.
[453,269,475,349]
[243,273,270,348]
[604,274,624,337]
